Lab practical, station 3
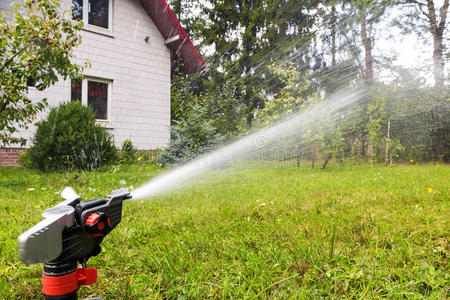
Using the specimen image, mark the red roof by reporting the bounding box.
[139,0,205,74]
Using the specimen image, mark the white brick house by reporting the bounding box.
[0,0,204,165]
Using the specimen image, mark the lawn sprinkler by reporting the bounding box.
[18,187,132,299]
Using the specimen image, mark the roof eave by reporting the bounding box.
[139,0,205,74]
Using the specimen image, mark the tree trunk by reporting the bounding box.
[311,141,316,170]
[432,33,444,86]
[322,152,333,169]
[385,120,390,166]
[295,144,301,168]
[360,11,373,86]
[246,114,253,129]
[354,138,362,164]
[331,5,337,68]
[426,0,448,86]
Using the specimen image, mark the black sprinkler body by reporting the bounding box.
[18,187,131,299]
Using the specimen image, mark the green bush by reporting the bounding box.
[26,102,116,171]
[119,139,161,164]
[120,139,137,163]
[18,150,33,169]
[158,105,224,167]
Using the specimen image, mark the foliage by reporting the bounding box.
[0,163,448,298]
[366,80,449,162]
[200,74,247,135]
[18,149,33,169]
[119,139,161,165]
[323,121,346,161]
[25,102,116,171]
[167,0,204,40]
[0,0,85,146]
[170,0,447,164]
[365,90,391,162]
[158,104,224,167]
[171,62,247,136]
[136,149,162,165]
[120,139,137,163]
[256,64,310,125]
[173,0,323,129]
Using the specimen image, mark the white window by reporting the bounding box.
[71,78,112,121]
[72,0,112,32]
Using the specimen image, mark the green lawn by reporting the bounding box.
[0,163,448,298]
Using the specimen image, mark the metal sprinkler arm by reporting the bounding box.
[17,187,132,299]
[18,187,81,265]
[18,205,76,265]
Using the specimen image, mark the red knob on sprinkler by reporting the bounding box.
[86,213,100,225]
[84,212,110,235]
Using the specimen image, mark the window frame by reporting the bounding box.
[72,77,112,123]
[74,0,113,36]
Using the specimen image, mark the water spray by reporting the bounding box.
[18,187,131,299]
[16,90,365,299]
[131,88,367,200]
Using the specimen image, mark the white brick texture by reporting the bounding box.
[9,0,171,150]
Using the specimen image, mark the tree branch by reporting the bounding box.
[0,45,27,73]
[0,78,22,114]
[406,0,427,7]
[438,0,449,33]
[339,27,365,78]
[418,5,431,19]
[427,0,438,36]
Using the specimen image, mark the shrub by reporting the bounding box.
[120,139,137,163]
[158,105,224,167]
[26,102,116,171]
[120,140,161,164]
[18,150,33,169]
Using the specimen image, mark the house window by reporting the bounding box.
[71,78,111,121]
[88,0,109,29]
[72,0,83,20]
[71,79,82,101]
[72,0,112,31]
[88,81,108,120]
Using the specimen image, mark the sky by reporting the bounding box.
[374,4,449,84]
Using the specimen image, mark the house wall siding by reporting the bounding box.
[9,0,171,151]
[0,1,8,14]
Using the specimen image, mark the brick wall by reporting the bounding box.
[0,148,23,167]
